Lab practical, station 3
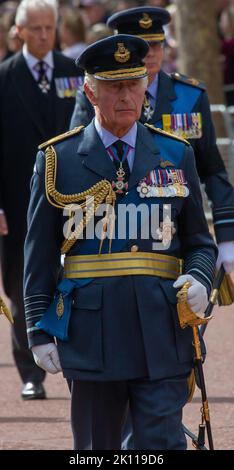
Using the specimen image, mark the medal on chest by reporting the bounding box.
[108,143,130,195]
[162,112,202,139]
[143,95,154,121]
[112,162,128,194]
[38,77,51,94]
[137,167,189,198]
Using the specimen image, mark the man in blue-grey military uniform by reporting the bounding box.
[24,34,217,450]
[70,5,234,276]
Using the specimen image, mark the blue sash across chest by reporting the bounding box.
[171,82,201,114]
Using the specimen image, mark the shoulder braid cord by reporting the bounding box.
[44,145,116,254]
[144,123,190,145]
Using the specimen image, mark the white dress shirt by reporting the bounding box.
[94,117,137,172]
[22,44,54,82]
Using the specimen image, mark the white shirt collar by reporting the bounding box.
[94,117,137,149]
[147,73,159,99]
[22,44,54,71]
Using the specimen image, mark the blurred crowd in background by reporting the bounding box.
[1,0,234,104]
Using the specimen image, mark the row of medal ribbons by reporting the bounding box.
[137,168,189,198]
[54,76,83,99]
[162,112,202,139]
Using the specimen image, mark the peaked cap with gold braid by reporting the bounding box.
[107,6,171,43]
[76,34,148,81]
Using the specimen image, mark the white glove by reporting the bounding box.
[216,241,234,274]
[31,343,62,374]
[173,274,208,317]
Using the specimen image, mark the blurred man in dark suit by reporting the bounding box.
[0,0,81,399]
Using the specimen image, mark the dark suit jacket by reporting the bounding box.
[0,50,81,296]
[70,71,234,244]
[24,121,217,381]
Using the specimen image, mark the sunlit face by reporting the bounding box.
[85,78,146,135]
[144,42,164,81]
[17,8,56,59]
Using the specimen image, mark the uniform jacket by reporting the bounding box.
[24,121,217,382]
[0,50,81,296]
[69,70,234,244]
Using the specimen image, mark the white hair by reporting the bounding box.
[15,0,58,26]
[84,72,148,98]
[84,73,98,97]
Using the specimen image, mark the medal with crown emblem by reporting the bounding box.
[112,163,128,194]
[114,43,130,63]
[109,144,129,194]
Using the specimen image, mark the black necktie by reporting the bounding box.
[113,140,130,181]
[34,60,50,94]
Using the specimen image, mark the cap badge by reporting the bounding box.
[139,13,153,29]
[114,42,130,63]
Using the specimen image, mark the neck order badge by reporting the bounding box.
[109,140,130,194]
[35,60,50,94]
[143,91,154,121]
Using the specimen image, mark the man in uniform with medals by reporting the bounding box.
[70,5,234,277]
[24,34,217,450]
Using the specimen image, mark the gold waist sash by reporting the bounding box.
[64,252,183,280]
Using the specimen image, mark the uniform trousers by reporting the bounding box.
[70,374,189,450]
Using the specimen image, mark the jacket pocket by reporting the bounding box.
[58,283,104,371]
[73,283,103,310]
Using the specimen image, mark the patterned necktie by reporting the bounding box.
[143,90,154,121]
[34,60,50,94]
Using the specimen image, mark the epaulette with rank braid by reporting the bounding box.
[38,126,85,150]
[171,72,206,91]
[145,123,190,145]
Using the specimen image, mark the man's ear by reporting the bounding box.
[16,25,24,41]
[84,82,98,106]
